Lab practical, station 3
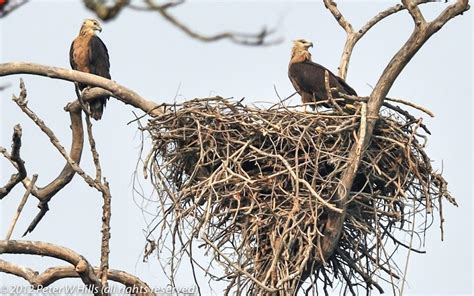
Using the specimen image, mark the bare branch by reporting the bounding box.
[0,62,164,116]
[0,124,27,199]
[311,0,469,281]
[0,240,107,296]
[402,0,427,25]
[99,180,112,287]
[323,0,353,33]
[333,0,444,79]
[0,259,154,295]
[4,174,37,240]
[140,0,281,46]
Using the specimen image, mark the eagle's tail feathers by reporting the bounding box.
[89,98,106,121]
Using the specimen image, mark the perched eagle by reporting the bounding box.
[70,19,111,120]
[288,39,357,110]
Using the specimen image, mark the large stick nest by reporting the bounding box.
[142,97,455,295]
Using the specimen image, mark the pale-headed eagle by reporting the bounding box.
[288,39,357,111]
[70,19,111,120]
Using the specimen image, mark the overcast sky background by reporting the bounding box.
[0,1,472,295]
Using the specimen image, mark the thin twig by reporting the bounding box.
[4,174,38,240]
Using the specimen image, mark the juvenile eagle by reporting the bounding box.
[288,39,356,111]
[70,19,111,120]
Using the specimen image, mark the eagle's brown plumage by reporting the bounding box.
[288,39,357,110]
[70,19,111,120]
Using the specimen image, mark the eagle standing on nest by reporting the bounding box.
[288,39,357,111]
[70,19,111,120]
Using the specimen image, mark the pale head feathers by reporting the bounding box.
[290,39,314,64]
[80,19,102,35]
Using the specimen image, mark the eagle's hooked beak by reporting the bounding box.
[96,25,103,33]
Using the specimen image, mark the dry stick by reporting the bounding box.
[324,70,344,114]
[0,240,107,296]
[4,174,38,240]
[85,115,102,182]
[99,180,112,288]
[82,110,111,287]
[0,124,27,199]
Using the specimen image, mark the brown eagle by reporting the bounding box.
[70,19,111,120]
[288,39,356,111]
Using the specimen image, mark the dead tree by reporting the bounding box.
[0,0,470,295]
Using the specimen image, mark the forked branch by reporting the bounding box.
[323,0,446,79]
[312,0,469,282]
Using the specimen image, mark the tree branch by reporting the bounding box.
[141,0,281,46]
[323,0,353,33]
[4,174,37,239]
[402,0,427,26]
[305,0,470,286]
[0,124,27,199]
[0,62,164,116]
[0,240,108,296]
[325,0,445,79]
[0,260,154,295]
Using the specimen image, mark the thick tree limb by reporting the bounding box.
[0,124,27,199]
[0,240,108,296]
[0,63,163,116]
[402,0,427,25]
[0,260,154,296]
[303,0,470,286]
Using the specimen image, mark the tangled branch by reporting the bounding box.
[141,97,453,294]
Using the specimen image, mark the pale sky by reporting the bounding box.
[0,1,472,295]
